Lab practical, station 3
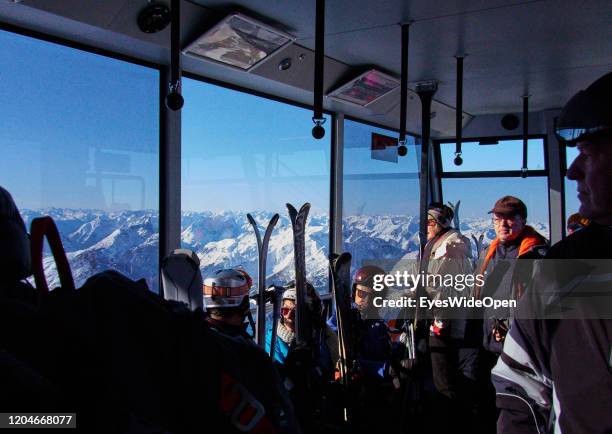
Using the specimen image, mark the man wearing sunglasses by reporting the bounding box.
[476,196,548,356]
[493,72,612,434]
[472,196,547,432]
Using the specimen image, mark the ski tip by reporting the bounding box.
[246,213,256,225]
[270,213,280,225]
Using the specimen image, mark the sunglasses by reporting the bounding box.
[554,117,611,145]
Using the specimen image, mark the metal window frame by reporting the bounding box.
[434,135,552,236]
[434,134,549,178]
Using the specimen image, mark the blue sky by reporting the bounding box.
[0,30,159,211]
[0,29,573,225]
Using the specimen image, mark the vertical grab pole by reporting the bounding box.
[415,81,437,330]
[416,82,438,257]
[454,56,464,166]
[398,23,410,156]
[166,0,183,111]
[521,94,529,177]
[312,0,326,139]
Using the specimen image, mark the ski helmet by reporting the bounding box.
[352,265,386,295]
[282,287,297,302]
[203,268,252,309]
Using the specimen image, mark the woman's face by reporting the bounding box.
[281,299,296,331]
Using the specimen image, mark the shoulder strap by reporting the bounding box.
[30,216,75,294]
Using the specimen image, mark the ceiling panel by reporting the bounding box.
[1,0,610,132]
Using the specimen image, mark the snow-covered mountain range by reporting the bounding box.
[21,209,549,294]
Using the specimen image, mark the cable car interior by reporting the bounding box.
[0,0,610,433]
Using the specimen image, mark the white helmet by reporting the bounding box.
[203,268,252,309]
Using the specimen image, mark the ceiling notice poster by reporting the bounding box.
[371,132,398,163]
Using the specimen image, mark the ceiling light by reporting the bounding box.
[328,69,400,107]
[183,13,295,71]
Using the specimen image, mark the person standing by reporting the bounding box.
[493,71,612,433]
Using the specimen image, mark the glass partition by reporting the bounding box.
[343,120,421,272]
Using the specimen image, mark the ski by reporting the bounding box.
[247,212,280,348]
[286,203,311,345]
[329,252,353,388]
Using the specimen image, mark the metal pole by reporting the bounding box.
[417,82,438,254]
[455,56,464,165]
[166,0,183,110]
[312,0,326,138]
[522,95,529,177]
[399,24,410,145]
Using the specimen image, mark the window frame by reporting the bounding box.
[434,134,552,236]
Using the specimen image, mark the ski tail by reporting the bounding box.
[330,252,352,386]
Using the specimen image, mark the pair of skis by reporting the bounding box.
[247,212,279,350]
[247,203,312,353]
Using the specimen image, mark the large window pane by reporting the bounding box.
[181,79,330,293]
[439,139,546,173]
[343,120,421,271]
[442,177,550,247]
[0,30,160,291]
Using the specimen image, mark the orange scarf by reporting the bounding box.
[475,226,545,299]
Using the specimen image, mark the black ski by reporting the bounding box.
[329,252,353,387]
[247,212,280,348]
[286,203,311,345]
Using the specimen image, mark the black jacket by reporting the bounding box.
[493,223,612,434]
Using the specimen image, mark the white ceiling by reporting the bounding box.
[1,0,610,135]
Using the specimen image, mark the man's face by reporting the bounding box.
[427,218,442,240]
[566,134,612,225]
[493,213,526,243]
[281,299,296,331]
[354,284,372,311]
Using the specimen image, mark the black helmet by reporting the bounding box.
[556,72,612,146]
[353,265,386,294]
